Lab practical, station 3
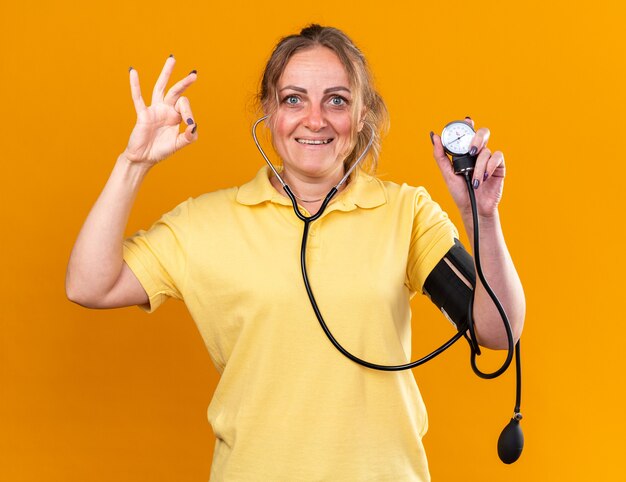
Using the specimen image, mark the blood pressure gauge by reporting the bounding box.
[441,120,477,174]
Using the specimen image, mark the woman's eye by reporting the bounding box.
[284,95,300,105]
[330,96,347,106]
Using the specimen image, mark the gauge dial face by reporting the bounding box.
[441,121,475,156]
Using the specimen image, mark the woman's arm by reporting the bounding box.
[458,207,525,349]
[431,118,525,350]
[65,56,198,308]
[66,155,151,308]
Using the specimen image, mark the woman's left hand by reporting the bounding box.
[430,118,505,218]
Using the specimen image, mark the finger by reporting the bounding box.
[152,55,177,105]
[175,97,198,149]
[483,150,506,181]
[469,127,491,157]
[177,122,198,149]
[164,70,197,106]
[129,67,146,114]
[464,116,475,129]
[471,147,491,188]
[175,96,195,127]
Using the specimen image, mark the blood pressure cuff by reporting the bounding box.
[423,239,476,332]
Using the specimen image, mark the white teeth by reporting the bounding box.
[296,138,333,145]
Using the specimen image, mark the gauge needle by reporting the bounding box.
[449,133,467,144]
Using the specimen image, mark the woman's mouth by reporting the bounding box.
[295,138,334,145]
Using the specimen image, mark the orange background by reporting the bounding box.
[1,0,624,480]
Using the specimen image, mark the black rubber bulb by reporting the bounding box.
[497,416,524,464]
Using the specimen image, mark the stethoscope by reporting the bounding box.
[252,115,524,464]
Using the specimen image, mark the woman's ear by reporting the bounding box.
[357,107,367,132]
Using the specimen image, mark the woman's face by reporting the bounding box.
[270,46,356,181]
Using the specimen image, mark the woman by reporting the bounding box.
[66,25,525,481]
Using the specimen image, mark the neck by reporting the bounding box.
[285,168,344,198]
[271,167,346,213]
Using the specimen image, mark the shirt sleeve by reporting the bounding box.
[122,199,190,313]
[405,187,459,293]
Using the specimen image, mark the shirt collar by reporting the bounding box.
[235,166,387,211]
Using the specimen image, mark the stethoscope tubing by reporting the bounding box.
[299,216,468,370]
[463,172,517,379]
[251,115,521,400]
[252,115,374,197]
[251,115,524,462]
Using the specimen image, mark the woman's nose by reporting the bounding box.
[303,105,327,131]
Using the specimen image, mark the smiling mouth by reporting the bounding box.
[296,138,334,145]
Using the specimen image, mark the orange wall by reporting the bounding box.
[1,0,624,480]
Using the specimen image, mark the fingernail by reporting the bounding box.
[186,118,194,125]
[429,131,434,145]
[469,146,478,156]
[483,172,489,181]
[192,124,197,134]
[465,115,472,120]
[169,54,174,58]
[473,179,480,189]
[189,69,197,75]
[129,66,133,71]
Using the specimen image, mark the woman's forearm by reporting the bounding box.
[461,209,526,350]
[65,154,150,304]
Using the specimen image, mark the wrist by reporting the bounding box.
[461,207,501,235]
[477,210,501,230]
[116,152,152,176]
[114,153,152,190]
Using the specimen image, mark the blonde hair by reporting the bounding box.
[258,24,389,175]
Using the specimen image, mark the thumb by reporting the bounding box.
[430,132,455,182]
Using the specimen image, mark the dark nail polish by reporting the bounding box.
[189,69,197,75]
[469,146,478,156]
[129,66,133,71]
[429,131,434,145]
[169,54,174,58]
[186,118,194,125]
[465,115,472,120]
[192,124,197,134]
[483,172,489,181]
[473,179,480,189]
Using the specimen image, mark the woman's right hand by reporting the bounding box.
[123,55,198,166]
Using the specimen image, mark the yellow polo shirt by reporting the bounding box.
[123,167,458,481]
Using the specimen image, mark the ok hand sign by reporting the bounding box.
[123,55,198,166]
